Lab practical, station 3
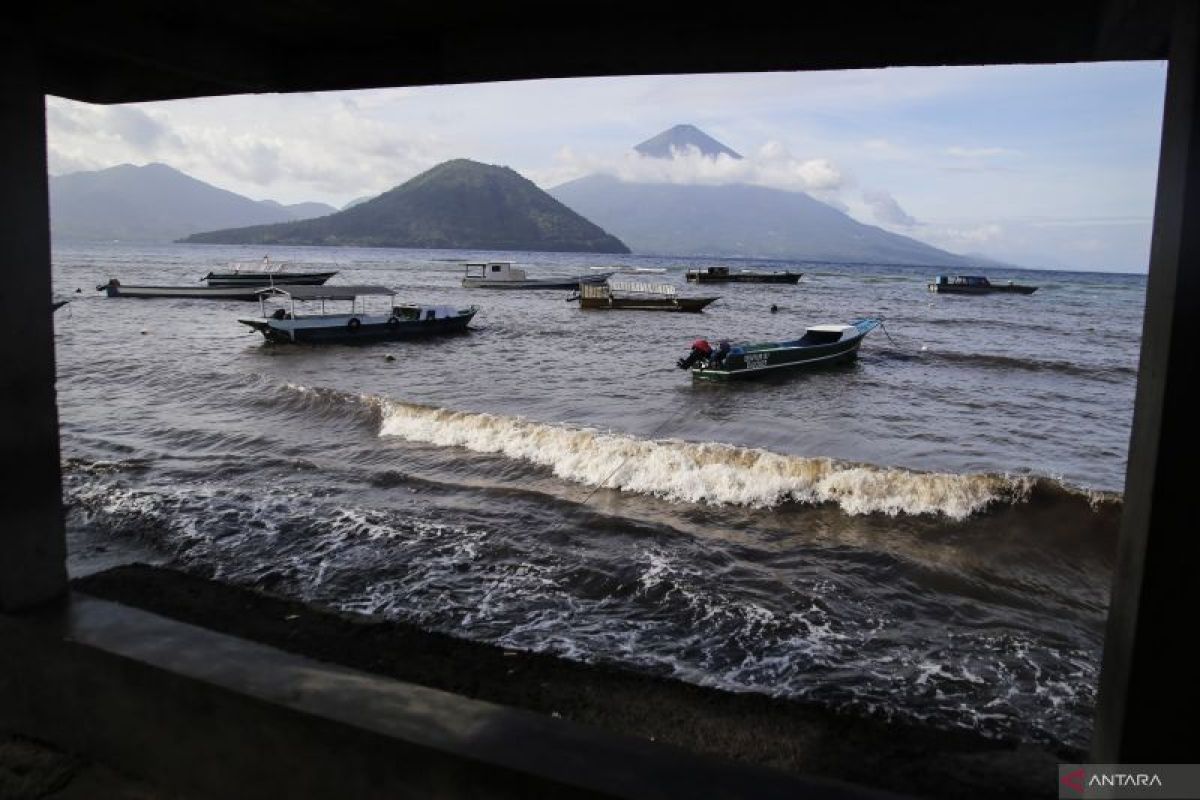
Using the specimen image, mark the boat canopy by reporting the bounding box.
[609,280,676,296]
[256,285,395,300]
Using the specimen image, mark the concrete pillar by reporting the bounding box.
[0,40,68,610]
[1093,1,1200,763]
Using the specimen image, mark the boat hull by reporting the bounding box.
[927,284,1037,295]
[203,271,338,287]
[579,296,717,312]
[99,283,282,300]
[239,310,477,343]
[686,272,802,284]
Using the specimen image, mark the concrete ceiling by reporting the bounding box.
[23,0,1174,104]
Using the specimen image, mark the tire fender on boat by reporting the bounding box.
[386,316,400,327]
[347,317,361,329]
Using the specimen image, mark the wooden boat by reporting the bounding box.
[202,257,338,288]
[574,281,717,312]
[927,275,1037,294]
[462,261,612,289]
[678,318,881,381]
[97,279,278,300]
[685,266,802,284]
[238,285,477,343]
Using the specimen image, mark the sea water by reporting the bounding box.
[53,241,1145,750]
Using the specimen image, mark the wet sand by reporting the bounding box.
[73,564,1071,799]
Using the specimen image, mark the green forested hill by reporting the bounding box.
[182,159,630,254]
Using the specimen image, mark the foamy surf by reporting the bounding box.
[371,396,1050,520]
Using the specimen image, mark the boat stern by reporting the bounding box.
[238,318,273,337]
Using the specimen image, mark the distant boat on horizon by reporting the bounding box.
[928,275,1038,295]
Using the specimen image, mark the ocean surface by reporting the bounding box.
[52,241,1146,751]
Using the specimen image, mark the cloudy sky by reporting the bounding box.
[47,61,1166,272]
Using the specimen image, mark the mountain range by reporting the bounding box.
[181,160,630,254]
[50,126,995,266]
[49,163,337,242]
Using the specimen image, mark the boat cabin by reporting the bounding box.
[934,275,992,288]
[463,261,527,283]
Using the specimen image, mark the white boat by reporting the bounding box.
[239,285,477,343]
[461,261,612,289]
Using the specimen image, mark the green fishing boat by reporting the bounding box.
[677,319,881,381]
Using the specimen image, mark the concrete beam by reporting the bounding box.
[0,594,892,799]
[0,40,67,610]
[1093,0,1200,763]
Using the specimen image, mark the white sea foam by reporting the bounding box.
[375,399,1040,520]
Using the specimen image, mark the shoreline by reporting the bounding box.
[75,564,1071,799]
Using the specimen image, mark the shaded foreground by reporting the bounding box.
[75,564,1072,799]
[0,735,163,799]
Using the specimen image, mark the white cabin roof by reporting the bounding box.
[807,324,855,333]
[257,285,394,300]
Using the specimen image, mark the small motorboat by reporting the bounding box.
[461,261,612,289]
[573,281,718,312]
[685,266,802,284]
[238,285,477,343]
[927,275,1037,295]
[201,256,338,288]
[677,318,881,381]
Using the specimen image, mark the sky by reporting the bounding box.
[46,61,1167,272]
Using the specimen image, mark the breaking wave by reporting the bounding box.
[356,392,1116,520]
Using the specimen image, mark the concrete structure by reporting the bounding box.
[1,0,1195,794]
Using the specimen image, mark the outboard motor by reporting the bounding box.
[677,338,713,369]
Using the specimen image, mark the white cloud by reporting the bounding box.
[532,140,845,198]
[862,189,918,227]
[45,95,449,205]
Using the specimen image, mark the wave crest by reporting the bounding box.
[375,399,1063,520]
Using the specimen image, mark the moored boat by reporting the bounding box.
[462,261,612,289]
[202,256,338,287]
[677,318,881,381]
[97,279,279,300]
[574,281,718,312]
[927,275,1037,294]
[685,266,802,284]
[238,285,477,343]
